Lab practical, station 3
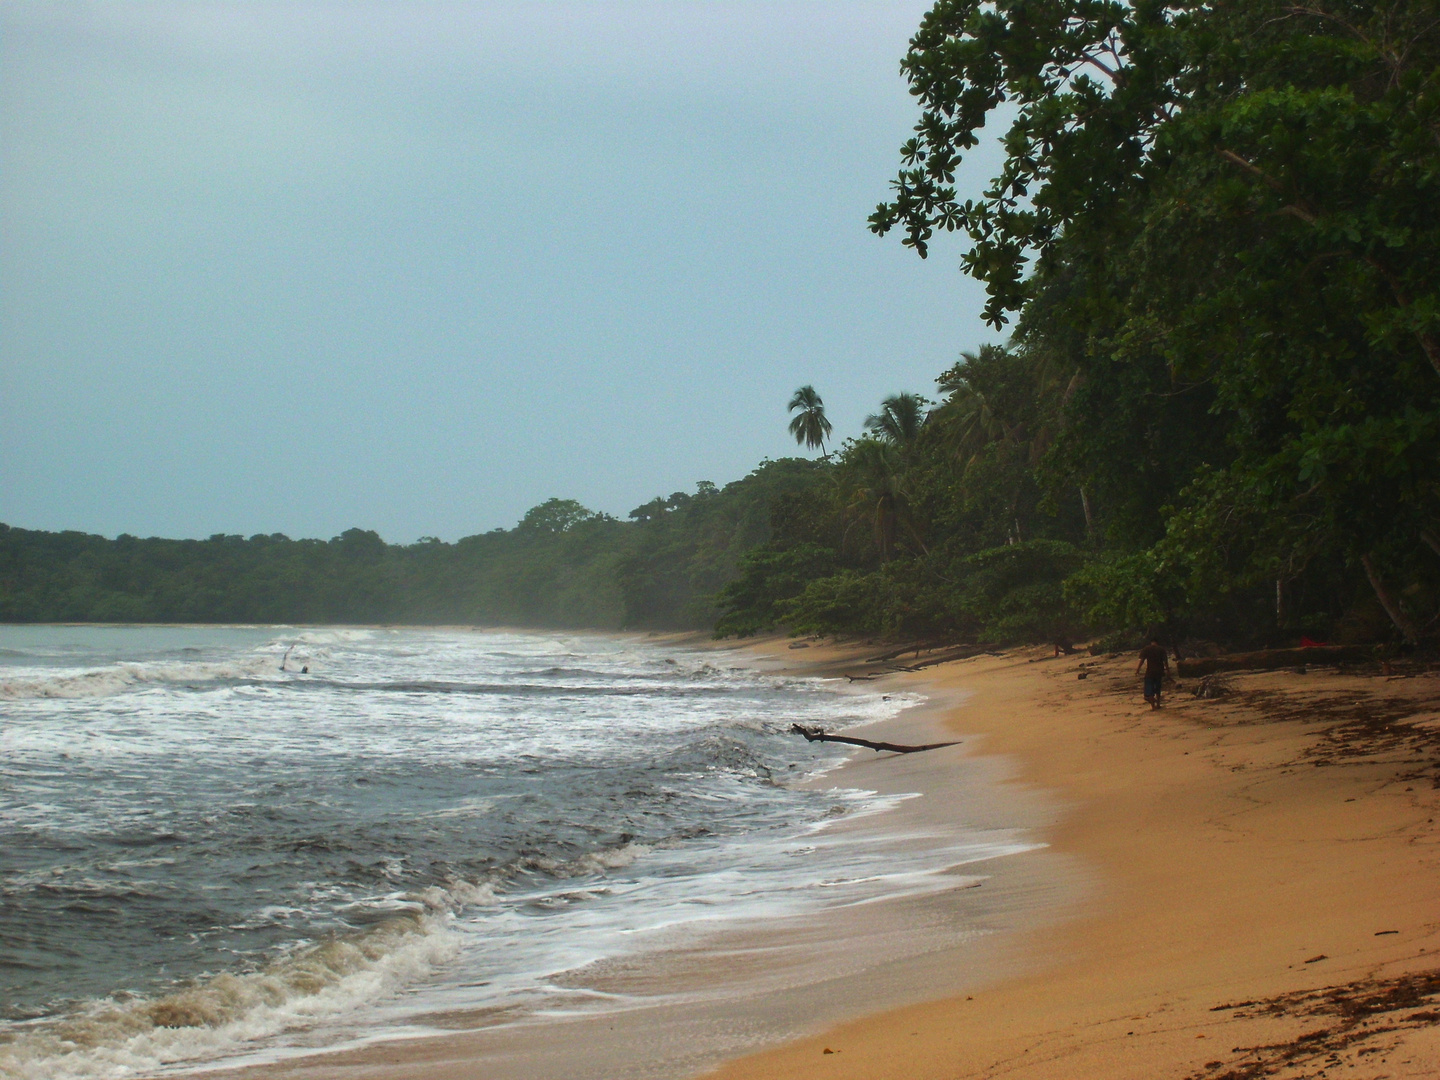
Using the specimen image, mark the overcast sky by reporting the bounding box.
[1,1,1003,542]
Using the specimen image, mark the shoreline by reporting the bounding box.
[102,630,1440,1078]
[155,632,1075,1080]
[708,641,1440,1080]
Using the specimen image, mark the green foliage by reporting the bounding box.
[1065,551,1173,635]
[517,498,600,535]
[0,460,829,630]
[713,543,839,637]
[863,393,930,445]
[955,540,1088,643]
[866,0,1440,647]
[779,570,896,637]
[787,385,833,456]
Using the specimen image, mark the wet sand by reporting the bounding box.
[180,638,1440,1080]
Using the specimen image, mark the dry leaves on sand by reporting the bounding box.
[1190,969,1440,1079]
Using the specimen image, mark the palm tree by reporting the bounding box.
[932,356,1009,467]
[837,439,926,560]
[863,393,929,446]
[787,385,833,457]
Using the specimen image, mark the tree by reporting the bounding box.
[837,438,923,560]
[787,385,834,457]
[517,498,597,535]
[870,0,1440,642]
[863,392,930,446]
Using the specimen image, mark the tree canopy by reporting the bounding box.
[856,0,1440,646]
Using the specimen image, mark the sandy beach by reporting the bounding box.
[709,641,1440,1080]
[177,637,1440,1080]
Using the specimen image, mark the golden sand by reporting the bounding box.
[707,642,1440,1080]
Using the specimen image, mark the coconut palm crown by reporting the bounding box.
[787,385,833,457]
[863,392,929,446]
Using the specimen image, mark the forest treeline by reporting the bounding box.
[0,461,818,628]
[720,0,1440,651]
[5,1,1439,648]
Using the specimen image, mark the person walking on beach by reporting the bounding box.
[1137,638,1169,709]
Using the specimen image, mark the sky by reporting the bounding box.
[1,1,1005,542]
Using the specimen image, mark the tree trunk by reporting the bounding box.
[790,724,959,754]
[1079,487,1093,535]
[1420,332,1440,382]
[1360,553,1418,643]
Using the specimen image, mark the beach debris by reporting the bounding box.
[1192,674,1235,699]
[1305,954,1329,963]
[1199,968,1440,1079]
[1077,671,1088,680]
[863,642,993,670]
[790,724,959,754]
[1178,644,1372,677]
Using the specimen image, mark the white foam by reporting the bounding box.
[0,906,468,1080]
[0,656,283,701]
[0,627,1013,1079]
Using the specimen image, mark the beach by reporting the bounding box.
[166,635,1440,1080]
[708,641,1440,1080]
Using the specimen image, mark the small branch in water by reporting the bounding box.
[790,723,959,754]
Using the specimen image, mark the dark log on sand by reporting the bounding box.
[1177,645,1375,678]
[790,723,959,754]
[847,645,998,681]
[863,641,940,663]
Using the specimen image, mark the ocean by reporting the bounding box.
[0,626,1028,1079]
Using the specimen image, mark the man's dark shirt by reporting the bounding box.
[1138,643,1168,679]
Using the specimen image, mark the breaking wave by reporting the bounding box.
[0,885,483,1080]
[0,626,956,1079]
[0,656,287,700]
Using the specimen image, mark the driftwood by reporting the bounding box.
[1177,645,1375,678]
[863,641,948,663]
[790,723,959,754]
[845,645,997,682]
[908,644,1000,670]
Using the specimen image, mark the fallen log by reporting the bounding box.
[863,640,955,663]
[1177,645,1376,678]
[790,723,959,754]
[907,644,998,670]
[845,646,994,681]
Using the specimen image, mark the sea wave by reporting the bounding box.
[0,880,490,1080]
[0,656,288,701]
[0,627,939,1078]
[289,678,749,699]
